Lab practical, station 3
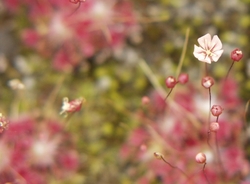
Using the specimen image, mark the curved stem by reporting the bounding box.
[202,163,211,184]
[160,155,189,179]
[164,88,174,101]
[68,2,82,17]
[225,60,235,81]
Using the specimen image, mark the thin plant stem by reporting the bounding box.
[215,133,225,176]
[206,131,212,149]
[164,88,174,101]
[214,115,226,179]
[160,155,189,179]
[139,58,201,130]
[225,60,235,81]
[208,87,212,129]
[138,59,167,97]
[202,163,211,184]
[175,28,190,78]
[205,63,208,76]
[68,2,82,17]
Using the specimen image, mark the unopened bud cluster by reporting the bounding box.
[165,73,189,88]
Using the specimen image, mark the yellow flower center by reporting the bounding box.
[206,50,213,56]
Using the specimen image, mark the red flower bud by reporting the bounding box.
[231,48,243,62]
[201,76,214,89]
[165,76,177,88]
[178,73,189,84]
[210,105,223,116]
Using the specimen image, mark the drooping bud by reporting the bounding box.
[0,113,9,133]
[209,122,220,132]
[60,97,85,116]
[210,105,223,117]
[195,152,206,164]
[178,73,189,84]
[165,76,177,88]
[154,152,163,160]
[201,76,214,89]
[231,48,243,62]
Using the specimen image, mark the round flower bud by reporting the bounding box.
[210,122,219,132]
[195,152,206,164]
[141,96,150,105]
[231,48,243,62]
[178,73,189,84]
[201,76,214,89]
[210,105,223,117]
[154,152,163,160]
[165,76,177,88]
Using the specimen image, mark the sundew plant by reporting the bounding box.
[120,30,249,184]
[0,0,250,184]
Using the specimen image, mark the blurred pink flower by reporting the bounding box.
[193,33,223,64]
[0,116,79,184]
[5,0,139,71]
[120,78,248,183]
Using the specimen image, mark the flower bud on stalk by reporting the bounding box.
[211,105,223,117]
[231,49,243,62]
[165,76,177,88]
[201,76,214,89]
[195,152,206,164]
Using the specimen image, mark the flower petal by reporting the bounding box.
[211,35,223,51]
[211,49,224,62]
[193,45,212,63]
[197,33,211,50]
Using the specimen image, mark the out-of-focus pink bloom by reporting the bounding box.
[209,122,219,132]
[0,116,79,184]
[5,0,139,71]
[178,73,189,84]
[58,150,79,172]
[193,33,223,64]
[30,133,60,167]
[141,96,150,105]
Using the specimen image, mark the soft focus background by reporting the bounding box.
[0,0,250,183]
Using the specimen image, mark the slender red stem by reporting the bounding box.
[202,163,211,184]
[225,60,235,80]
[164,88,174,101]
